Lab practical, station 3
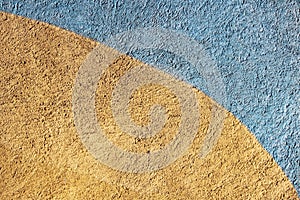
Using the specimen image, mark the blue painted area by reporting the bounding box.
[1,0,299,193]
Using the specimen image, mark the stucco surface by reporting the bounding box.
[1,1,298,193]
[0,12,298,199]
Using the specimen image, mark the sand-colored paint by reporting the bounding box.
[98,66,182,153]
[0,12,298,199]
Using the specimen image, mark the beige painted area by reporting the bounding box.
[0,12,298,199]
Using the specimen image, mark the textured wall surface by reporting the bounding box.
[0,12,298,199]
[0,0,299,198]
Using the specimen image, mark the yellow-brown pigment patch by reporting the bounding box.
[0,12,298,199]
[95,55,183,153]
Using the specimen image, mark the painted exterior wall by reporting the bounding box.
[0,1,299,198]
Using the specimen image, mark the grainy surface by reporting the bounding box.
[0,3,298,191]
[0,12,298,199]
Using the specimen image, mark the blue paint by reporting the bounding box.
[1,0,299,193]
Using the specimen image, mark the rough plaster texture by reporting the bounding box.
[0,13,298,199]
[1,1,299,193]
